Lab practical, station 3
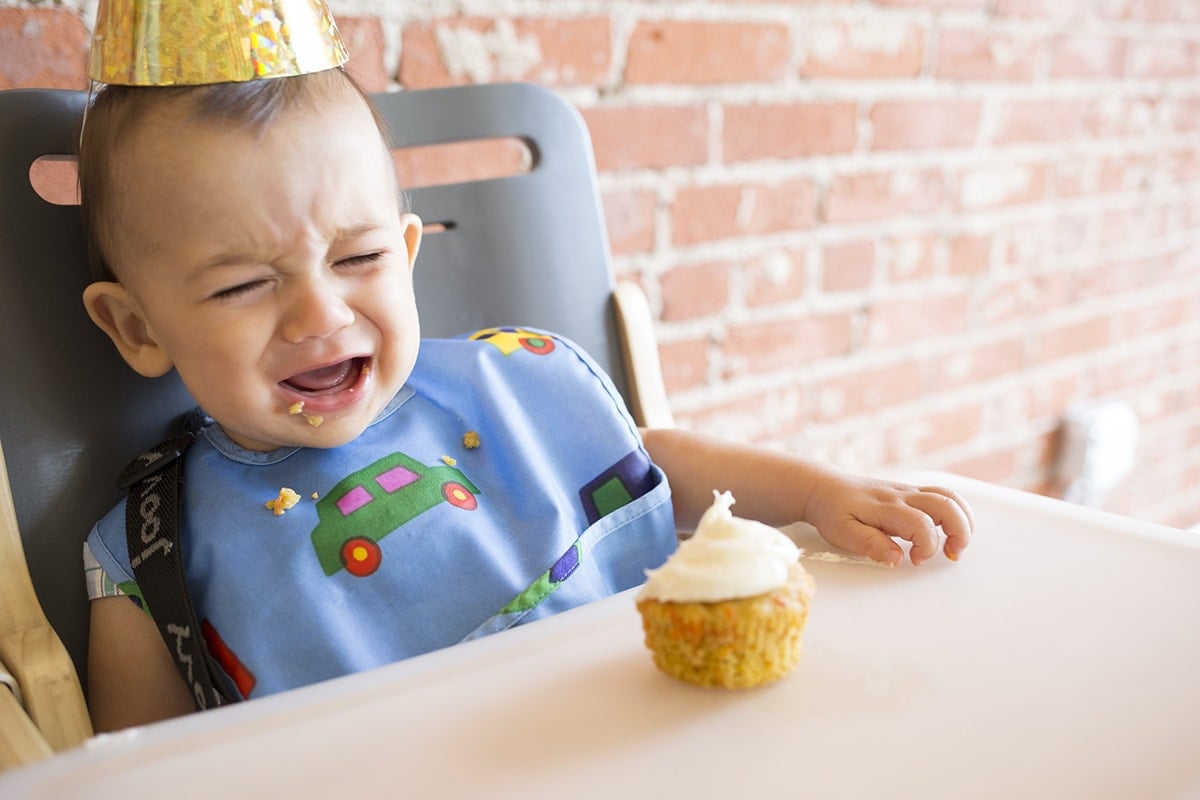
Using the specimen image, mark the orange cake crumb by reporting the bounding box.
[266,487,301,516]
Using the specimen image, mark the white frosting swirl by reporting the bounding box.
[639,490,800,603]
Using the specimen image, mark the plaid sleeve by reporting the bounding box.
[83,540,128,601]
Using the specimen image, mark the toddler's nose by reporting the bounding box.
[280,278,355,343]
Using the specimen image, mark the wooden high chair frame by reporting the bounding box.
[0,82,673,770]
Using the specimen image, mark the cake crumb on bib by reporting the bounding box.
[266,487,301,516]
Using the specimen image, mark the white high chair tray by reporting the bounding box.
[4,473,1200,799]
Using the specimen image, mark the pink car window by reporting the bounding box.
[336,485,372,516]
[376,465,419,493]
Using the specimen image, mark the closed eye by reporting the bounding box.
[336,251,386,269]
[211,278,271,301]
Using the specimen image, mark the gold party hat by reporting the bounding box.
[89,0,349,86]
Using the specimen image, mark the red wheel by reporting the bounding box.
[341,536,382,577]
[442,481,478,510]
[520,335,554,355]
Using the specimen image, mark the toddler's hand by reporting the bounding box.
[803,474,973,566]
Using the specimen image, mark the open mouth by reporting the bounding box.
[280,357,371,411]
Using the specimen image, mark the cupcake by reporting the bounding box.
[636,490,815,689]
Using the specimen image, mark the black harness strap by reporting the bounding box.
[117,410,240,710]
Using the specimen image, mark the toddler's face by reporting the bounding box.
[86,87,421,451]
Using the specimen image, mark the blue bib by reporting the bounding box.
[87,329,676,699]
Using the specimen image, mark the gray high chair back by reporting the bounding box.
[0,81,671,766]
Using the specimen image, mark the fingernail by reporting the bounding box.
[945,548,958,562]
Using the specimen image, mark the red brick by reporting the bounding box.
[801,19,924,79]
[1044,213,1095,259]
[1098,157,1133,192]
[0,8,88,90]
[822,240,876,293]
[398,17,610,89]
[1024,371,1081,421]
[625,20,790,85]
[948,233,992,276]
[679,387,810,446]
[1113,0,1174,22]
[1089,352,1152,407]
[1105,96,1168,139]
[658,338,711,395]
[887,402,985,459]
[874,0,985,7]
[994,0,1095,19]
[660,261,732,322]
[1035,316,1113,362]
[742,249,808,307]
[1049,34,1128,79]
[991,101,1090,145]
[671,180,817,246]
[957,163,1048,209]
[582,105,708,172]
[1053,156,1134,197]
[823,169,943,224]
[871,100,981,151]
[866,289,972,347]
[1131,39,1197,79]
[814,360,923,421]
[337,16,389,92]
[1095,205,1166,249]
[1118,296,1189,340]
[927,336,1025,389]
[1077,260,1151,299]
[976,274,1076,326]
[947,448,1020,484]
[722,312,855,377]
[933,29,1038,82]
[887,234,940,282]
[1173,97,1200,134]
[602,190,656,256]
[724,103,857,162]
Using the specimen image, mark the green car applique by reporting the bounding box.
[311,451,480,577]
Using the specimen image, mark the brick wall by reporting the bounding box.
[3,0,1199,527]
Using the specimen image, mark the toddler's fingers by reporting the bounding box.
[920,484,974,529]
[872,503,942,565]
[835,520,904,567]
[907,487,974,561]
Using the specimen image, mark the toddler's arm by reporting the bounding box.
[88,596,197,732]
[641,427,972,566]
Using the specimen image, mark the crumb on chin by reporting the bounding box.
[265,487,301,515]
[288,401,304,415]
[304,414,324,427]
[463,431,481,449]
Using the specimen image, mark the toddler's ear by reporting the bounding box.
[400,213,422,270]
[81,282,174,377]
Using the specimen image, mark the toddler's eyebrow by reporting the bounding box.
[331,223,385,243]
[191,224,386,276]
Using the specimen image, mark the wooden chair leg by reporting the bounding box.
[0,658,54,771]
[0,439,92,763]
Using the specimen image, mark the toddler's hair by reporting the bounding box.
[78,68,395,283]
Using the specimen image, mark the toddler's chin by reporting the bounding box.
[220,416,370,453]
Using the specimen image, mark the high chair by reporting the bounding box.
[0,81,672,769]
